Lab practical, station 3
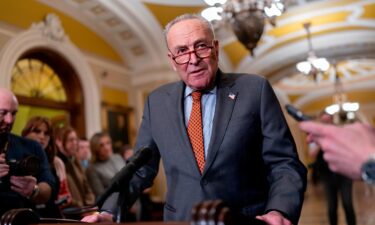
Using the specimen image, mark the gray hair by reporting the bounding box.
[163,14,215,45]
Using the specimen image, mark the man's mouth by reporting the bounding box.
[0,126,10,132]
[189,69,205,75]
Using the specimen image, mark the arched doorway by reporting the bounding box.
[0,13,101,137]
[11,49,86,136]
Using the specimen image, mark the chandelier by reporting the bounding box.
[325,64,359,124]
[296,22,330,82]
[201,0,286,55]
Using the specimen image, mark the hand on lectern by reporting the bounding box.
[81,211,114,223]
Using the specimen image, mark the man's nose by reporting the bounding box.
[189,51,200,65]
[4,112,15,123]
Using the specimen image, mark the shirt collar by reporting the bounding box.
[184,86,217,98]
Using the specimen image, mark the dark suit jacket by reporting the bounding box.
[0,134,56,216]
[104,71,307,224]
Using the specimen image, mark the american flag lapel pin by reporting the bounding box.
[228,92,236,100]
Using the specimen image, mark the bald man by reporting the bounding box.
[0,88,56,216]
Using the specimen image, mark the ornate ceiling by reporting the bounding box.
[0,0,374,121]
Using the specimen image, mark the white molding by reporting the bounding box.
[0,14,101,138]
[40,0,170,72]
[85,53,130,74]
[131,68,178,86]
[0,21,21,37]
[294,80,375,108]
[238,30,375,75]
[104,0,170,69]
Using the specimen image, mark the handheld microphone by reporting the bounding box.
[285,104,312,122]
[96,146,153,207]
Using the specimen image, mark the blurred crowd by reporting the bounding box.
[0,88,153,221]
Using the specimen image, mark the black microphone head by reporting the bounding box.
[285,104,311,121]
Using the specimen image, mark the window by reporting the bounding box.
[12,58,67,102]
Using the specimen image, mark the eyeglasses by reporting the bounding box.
[170,43,214,65]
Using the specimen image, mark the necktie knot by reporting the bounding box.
[191,91,202,102]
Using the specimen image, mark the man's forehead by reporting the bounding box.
[0,96,18,110]
[0,89,18,104]
[167,19,211,46]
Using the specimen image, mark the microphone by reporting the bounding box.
[285,104,312,122]
[96,146,153,207]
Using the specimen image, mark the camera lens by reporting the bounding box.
[19,156,41,176]
[7,156,40,176]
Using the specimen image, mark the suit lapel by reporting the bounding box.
[165,81,202,173]
[203,72,237,175]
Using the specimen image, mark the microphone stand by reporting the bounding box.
[95,147,153,222]
[115,184,130,223]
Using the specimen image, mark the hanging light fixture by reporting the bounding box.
[201,0,286,55]
[324,63,359,124]
[296,22,330,82]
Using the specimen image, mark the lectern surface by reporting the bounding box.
[32,223,188,225]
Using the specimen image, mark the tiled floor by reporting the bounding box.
[299,181,375,225]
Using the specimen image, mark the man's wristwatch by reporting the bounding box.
[361,153,375,185]
[27,184,40,199]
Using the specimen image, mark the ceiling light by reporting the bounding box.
[201,0,286,55]
[296,22,330,82]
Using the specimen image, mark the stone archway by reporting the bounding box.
[0,14,100,137]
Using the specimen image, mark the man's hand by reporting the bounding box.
[10,175,37,198]
[256,211,292,225]
[300,122,375,180]
[81,211,114,223]
[0,153,9,178]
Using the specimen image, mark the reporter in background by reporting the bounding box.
[0,88,56,217]
[299,121,375,183]
[22,116,71,217]
[86,132,125,197]
[77,138,91,171]
[57,126,95,207]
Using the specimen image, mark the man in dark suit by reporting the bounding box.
[83,14,306,225]
[0,88,56,217]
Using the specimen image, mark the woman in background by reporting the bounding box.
[57,126,95,207]
[86,132,125,197]
[22,116,71,218]
[87,132,142,221]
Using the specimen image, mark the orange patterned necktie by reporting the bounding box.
[187,91,205,174]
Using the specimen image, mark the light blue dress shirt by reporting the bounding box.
[184,86,217,158]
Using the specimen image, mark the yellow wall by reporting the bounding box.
[0,0,122,62]
[102,87,129,107]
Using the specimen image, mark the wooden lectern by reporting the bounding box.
[0,200,232,225]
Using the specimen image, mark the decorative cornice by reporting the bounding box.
[31,13,68,43]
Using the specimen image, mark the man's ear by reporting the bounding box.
[214,40,219,56]
[167,53,177,71]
